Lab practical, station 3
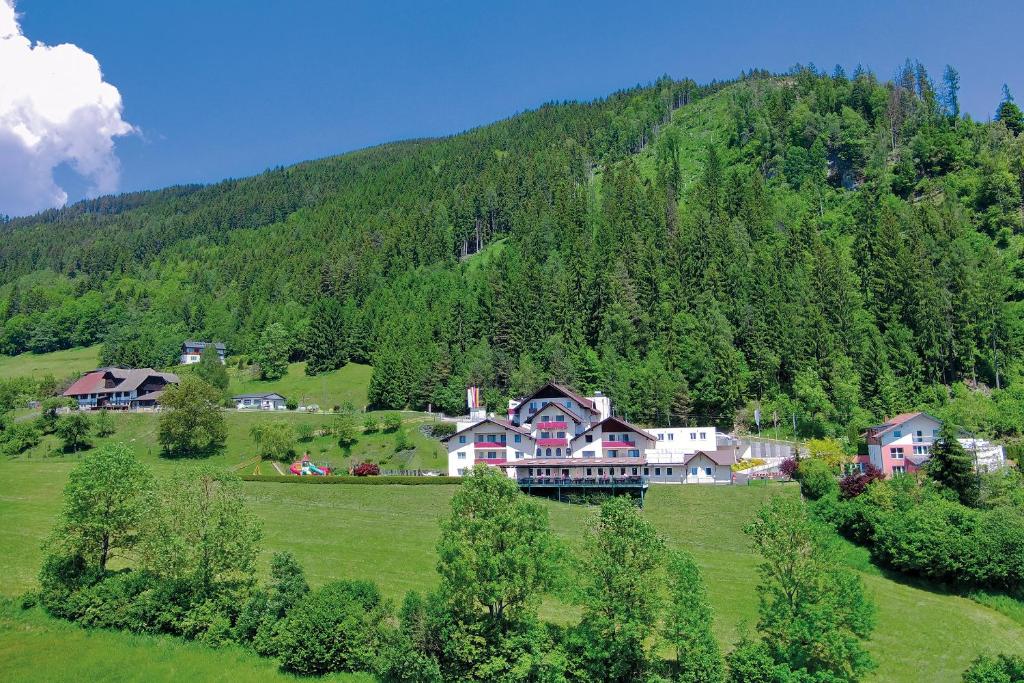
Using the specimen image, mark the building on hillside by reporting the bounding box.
[63,368,179,410]
[180,341,227,365]
[443,382,730,492]
[859,412,1006,476]
[232,392,287,411]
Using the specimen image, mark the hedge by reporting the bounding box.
[240,475,461,485]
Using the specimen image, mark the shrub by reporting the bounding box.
[430,422,457,439]
[795,458,838,500]
[275,580,391,675]
[839,464,885,500]
[394,429,413,452]
[962,653,1024,682]
[779,458,797,479]
[353,462,380,476]
[363,414,379,434]
[382,413,403,432]
[286,398,298,411]
[295,422,314,442]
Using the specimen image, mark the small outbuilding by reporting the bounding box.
[232,392,287,411]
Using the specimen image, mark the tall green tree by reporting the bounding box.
[193,345,229,391]
[744,496,875,681]
[569,495,665,682]
[927,424,979,506]
[54,412,92,453]
[253,322,291,381]
[46,443,154,572]
[664,550,725,683]
[158,375,227,457]
[141,466,262,596]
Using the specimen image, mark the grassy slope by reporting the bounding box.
[0,601,370,683]
[2,461,1022,682]
[0,345,101,380]
[226,361,372,410]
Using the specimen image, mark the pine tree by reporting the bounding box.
[926,424,979,506]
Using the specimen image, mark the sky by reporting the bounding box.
[3,0,1023,216]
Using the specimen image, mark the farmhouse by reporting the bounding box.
[63,368,179,410]
[859,412,1006,475]
[444,382,734,490]
[180,340,227,365]
[232,392,287,411]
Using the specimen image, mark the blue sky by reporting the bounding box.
[15,0,1024,202]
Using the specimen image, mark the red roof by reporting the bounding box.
[443,417,532,442]
[863,412,941,438]
[63,371,107,397]
[515,382,598,418]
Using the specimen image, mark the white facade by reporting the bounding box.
[445,383,722,482]
[233,393,287,411]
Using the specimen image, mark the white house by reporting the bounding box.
[444,382,724,484]
[233,393,287,411]
[180,341,227,365]
[861,412,1007,475]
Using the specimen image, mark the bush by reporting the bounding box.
[839,464,885,500]
[382,413,403,432]
[429,422,457,439]
[286,398,298,411]
[363,414,379,434]
[353,462,380,476]
[779,458,797,479]
[295,422,314,442]
[394,429,413,452]
[795,458,839,500]
[275,580,391,675]
[962,653,1024,682]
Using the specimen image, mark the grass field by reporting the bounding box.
[2,458,1023,682]
[0,345,101,380]
[0,600,371,683]
[227,361,373,410]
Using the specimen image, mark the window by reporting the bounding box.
[458,435,466,444]
[557,414,564,420]
[487,451,497,458]
[632,467,638,475]
[585,434,593,443]
[629,449,640,457]
[583,450,595,458]
[514,434,521,443]
[608,450,618,458]
[914,445,929,455]
[586,468,592,476]
[690,467,698,475]
[545,448,552,457]
[516,452,523,459]
[667,468,673,475]
[690,432,696,439]
[932,429,940,437]
[598,468,604,476]
[699,432,706,439]
[658,433,664,441]
[458,452,466,460]
[541,431,550,439]
[893,430,902,438]
[529,401,537,412]
[458,468,466,475]
[618,468,625,475]
[555,448,561,457]
[557,431,565,438]
[668,433,674,441]
[544,468,551,476]
[655,468,661,475]
[705,467,712,476]
[643,468,649,475]
[564,401,571,408]
[528,468,534,476]
[891,447,904,459]
[892,466,906,475]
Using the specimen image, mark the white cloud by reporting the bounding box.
[0,0,134,217]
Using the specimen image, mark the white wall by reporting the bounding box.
[647,427,717,463]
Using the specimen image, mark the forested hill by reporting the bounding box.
[2,64,1024,441]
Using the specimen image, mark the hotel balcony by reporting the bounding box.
[602,440,636,449]
[474,441,506,449]
[535,421,568,430]
[536,437,569,447]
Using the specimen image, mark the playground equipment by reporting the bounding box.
[289,454,332,476]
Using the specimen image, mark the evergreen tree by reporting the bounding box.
[926,424,979,506]
[253,323,290,381]
[193,344,229,391]
[664,550,725,683]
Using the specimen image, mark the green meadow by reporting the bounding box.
[0,345,101,380]
[1,458,1023,682]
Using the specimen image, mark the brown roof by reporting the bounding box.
[572,416,657,444]
[63,368,178,398]
[515,382,598,418]
[683,449,737,467]
[511,457,647,467]
[134,390,166,402]
[862,412,941,438]
[443,417,533,442]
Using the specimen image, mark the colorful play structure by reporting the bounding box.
[290,454,332,476]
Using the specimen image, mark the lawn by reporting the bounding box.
[227,361,373,410]
[0,345,101,380]
[0,600,371,683]
[1,459,1022,682]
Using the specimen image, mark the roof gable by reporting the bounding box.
[573,416,657,444]
[443,417,533,442]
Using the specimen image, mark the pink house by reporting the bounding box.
[859,412,942,476]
